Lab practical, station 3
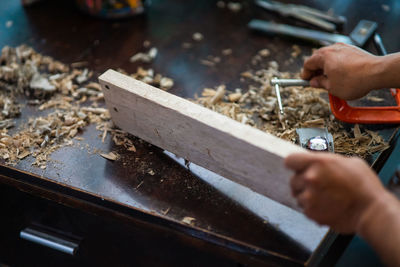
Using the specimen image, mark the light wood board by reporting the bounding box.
[99,69,306,211]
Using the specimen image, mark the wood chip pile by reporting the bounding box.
[0,45,169,168]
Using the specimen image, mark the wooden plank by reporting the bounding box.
[99,69,306,211]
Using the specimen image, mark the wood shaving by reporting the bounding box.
[122,67,174,91]
[227,2,242,12]
[160,77,174,90]
[259,49,270,57]
[100,151,119,161]
[222,48,232,56]
[209,85,226,105]
[192,32,204,41]
[366,96,385,102]
[200,59,215,67]
[129,47,158,63]
[182,216,196,225]
[228,92,242,102]
[161,207,171,215]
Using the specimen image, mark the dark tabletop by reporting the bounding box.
[0,0,399,265]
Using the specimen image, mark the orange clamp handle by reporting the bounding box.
[329,88,400,124]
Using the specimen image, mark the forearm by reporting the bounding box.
[375,53,400,89]
[357,191,400,267]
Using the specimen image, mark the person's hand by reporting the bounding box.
[285,152,386,233]
[301,43,384,100]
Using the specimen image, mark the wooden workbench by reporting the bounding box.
[0,0,399,266]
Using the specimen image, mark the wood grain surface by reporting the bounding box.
[100,69,305,210]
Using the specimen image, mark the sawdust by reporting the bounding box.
[0,44,389,171]
[0,45,173,168]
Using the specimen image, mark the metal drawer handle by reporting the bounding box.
[20,227,79,255]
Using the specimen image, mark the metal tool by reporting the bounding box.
[249,19,377,47]
[271,78,310,87]
[255,0,346,32]
[270,78,310,114]
[296,128,334,152]
[271,77,284,114]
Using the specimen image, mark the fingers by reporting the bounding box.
[310,75,329,89]
[296,190,312,209]
[290,164,321,196]
[300,68,314,80]
[301,52,325,80]
[285,152,318,172]
[290,175,306,197]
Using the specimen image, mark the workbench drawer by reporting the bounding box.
[0,183,240,267]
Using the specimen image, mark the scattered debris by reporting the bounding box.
[182,216,196,225]
[160,77,174,90]
[228,92,242,102]
[182,42,193,49]
[366,96,385,102]
[70,61,88,68]
[209,85,226,105]
[96,121,137,153]
[0,119,15,129]
[252,49,272,65]
[5,21,13,28]
[227,2,242,12]
[76,68,90,84]
[200,55,221,67]
[124,67,174,91]
[129,47,158,63]
[222,48,233,56]
[291,45,302,58]
[194,55,389,158]
[135,180,144,189]
[100,151,119,161]
[382,4,390,12]
[216,1,225,8]
[161,207,171,215]
[259,48,270,57]
[30,73,56,92]
[192,32,204,42]
[0,45,147,167]
[143,40,151,48]
[200,59,216,67]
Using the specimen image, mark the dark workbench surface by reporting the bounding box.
[0,0,399,265]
